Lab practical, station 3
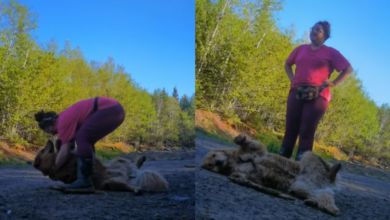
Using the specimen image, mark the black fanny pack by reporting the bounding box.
[295,85,328,100]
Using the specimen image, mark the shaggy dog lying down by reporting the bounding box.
[200,134,342,216]
[30,140,169,194]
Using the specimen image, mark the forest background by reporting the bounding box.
[195,0,390,166]
[0,0,195,164]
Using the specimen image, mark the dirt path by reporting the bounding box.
[195,137,390,220]
[0,150,195,220]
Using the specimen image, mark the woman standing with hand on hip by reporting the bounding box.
[279,21,353,161]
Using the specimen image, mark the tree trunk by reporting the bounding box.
[197,0,230,74]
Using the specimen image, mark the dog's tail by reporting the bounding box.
[136,155,146,169]
[234,134,247,145]
[131,170,169,192]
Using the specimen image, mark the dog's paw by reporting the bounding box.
[322,206,340,216]
[330,208,340,216]
[134,187,143,195]
[304,199,340,216]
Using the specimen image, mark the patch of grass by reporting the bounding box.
[0,158,29,167]
[0,161,28,167]
[254,132,286,154]
[0,149,29,167]
[312,143,348,162]
[251,132,337,162]
[95,148,123,161]
[313,150,334,162]
[196,127,234,145]
[94,141,138,161]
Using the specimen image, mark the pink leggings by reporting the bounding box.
[281,89,329,153]
[75,103,125,157]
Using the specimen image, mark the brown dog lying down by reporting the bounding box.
[200,134,342,216]
[29,140,169,194]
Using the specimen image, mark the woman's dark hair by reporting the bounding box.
[34,110,58,130]
[315,21,331,42]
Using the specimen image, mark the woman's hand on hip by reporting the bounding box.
[322,79,336,87]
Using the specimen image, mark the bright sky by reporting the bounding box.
[276,0,389,106]
[18,0,195,98]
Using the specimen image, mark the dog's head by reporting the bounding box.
[31,140,56,176]
[200,149,233,175]
[29,140,78,184]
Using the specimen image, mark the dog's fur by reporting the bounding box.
[288,151,342,215]
[201,134,300,188]
[30,140,169,194]
[200,134,343,216]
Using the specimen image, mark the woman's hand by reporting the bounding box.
[322,79,336,87]
[325,65,353,88]
[284,63,294,82]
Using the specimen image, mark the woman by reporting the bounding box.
[279,21,353,161]
[34,96,126,191]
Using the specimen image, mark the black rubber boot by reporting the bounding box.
[295,150,308,161]
[65,156,95,191]
[279,146,293,159]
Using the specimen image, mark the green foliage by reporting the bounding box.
[0,149,29,167]
[196,0,390,161]
[0,159,29,167]
[254,133,283,154]
[172,87,179,101]
[0,0,194,149]
[313,151,334,162]
[95,148,123,161]
[196,0,297,130]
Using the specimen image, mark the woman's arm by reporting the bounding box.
[323,65,353,87]
[284,63,294,82]
[53,142,73,172]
